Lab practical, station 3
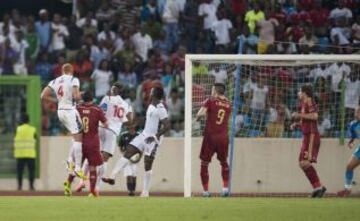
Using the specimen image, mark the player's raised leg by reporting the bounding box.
[102,144,141,185]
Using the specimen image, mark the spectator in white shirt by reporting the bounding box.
[309,63,329,82]
[318,111,332,137]
[97,22,116,48]
[352,15,360,45]
[329,0,352,24]
[77,11,98,29]
[117,62,138,89]
[209,64,228,84]
[198,0,219,30]
[198,0,219,52]
[249,77,269,132]
[131,26,153,62]
[162,0,182,53]
[91,59,113,100]
[167,88,184,121]
[330,17,352,53]
[12,31,29,75]
[211,10,233,53]
[51,13,69,53]
[343,73,360,125]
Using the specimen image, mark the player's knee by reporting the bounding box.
[299,161,311,170]
[89,166,96,172]
[201,161,209,167]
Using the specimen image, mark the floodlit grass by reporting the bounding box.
[0,197,359,221]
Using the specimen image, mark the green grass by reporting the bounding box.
[0,197,359,221]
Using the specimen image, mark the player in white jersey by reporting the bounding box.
[102,87,170,197]
[40,63,85,179]
[75,82,133,192]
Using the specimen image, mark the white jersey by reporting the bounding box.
[142,103,168,137]
[48,75,80,109]
[99,95,132,135]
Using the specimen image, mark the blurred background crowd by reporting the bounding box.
[0,0,359,136]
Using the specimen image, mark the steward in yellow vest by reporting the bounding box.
[13,114,36,191]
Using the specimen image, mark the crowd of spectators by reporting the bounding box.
[0,0,359,136]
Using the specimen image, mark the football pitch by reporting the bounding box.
[0,197,359,221]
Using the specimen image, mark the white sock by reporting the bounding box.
[96,165,105,190]
[143,170,152,193]
[67,140,75,163]
[345,184,352,190]
[72,141,82,171]
[82,160,89,178]
[110,157,130,179]
[101,162,108,178]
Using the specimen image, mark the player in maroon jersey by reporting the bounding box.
[196,83,232,197]
[64,91,108,197]
[291,85,326,198]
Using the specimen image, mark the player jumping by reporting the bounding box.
[102,87,170,197]
[337,107,360,197]
[64,91,108,196]
[76,82,133,192]
[195,83,232,197]
[291,85,326,198]
[40,63,85,179]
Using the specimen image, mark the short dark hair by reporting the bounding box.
[112,82,123,95]
[152,87,164,100]
[82,90,93,102]
[301,84,313,98]
[214,83,226,95]
[21,114,30,124]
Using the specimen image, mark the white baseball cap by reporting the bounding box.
[39,9,48,15]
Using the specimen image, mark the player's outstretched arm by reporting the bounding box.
[41,86,56,103]
[195,107,208,121]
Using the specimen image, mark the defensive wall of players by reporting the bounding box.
[0,137,358,194]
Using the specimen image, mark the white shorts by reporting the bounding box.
[57,109,82,134]
[130,133,161,157]
[124,163,137,177]
[99,127,117,156]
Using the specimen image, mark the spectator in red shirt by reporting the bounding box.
[52,54,66,78]
[170,45,186,72]
[72,51,93,86]
[270,4,286,25]
[231,0,247,17]
[298,0,315,11]
[310,1,330,28]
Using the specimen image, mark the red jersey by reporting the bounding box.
[310,8,329,27]
[300,100,319,135]
[77,103,107,150]
[203,96,232,137]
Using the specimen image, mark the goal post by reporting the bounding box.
[184,54,360,197]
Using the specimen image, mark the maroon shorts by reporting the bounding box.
[299,133,321,163]
[199,134,229,163]
[83,146,103,166]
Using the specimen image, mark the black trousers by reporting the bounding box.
[16,158,35,190]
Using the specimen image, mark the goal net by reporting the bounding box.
[184,55,360,197]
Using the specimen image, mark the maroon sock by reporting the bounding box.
[303,166,321,189]
[200,162,209,191]
[90,169,97,194]
[221,161,230,188]
[67,174,75,184]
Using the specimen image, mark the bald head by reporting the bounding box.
[62,63,74,75]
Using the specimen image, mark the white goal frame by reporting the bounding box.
[184,54,360,197]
